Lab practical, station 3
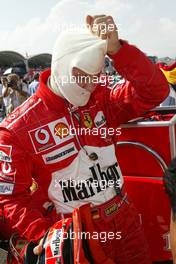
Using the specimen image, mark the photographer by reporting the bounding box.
[1,74,28,116]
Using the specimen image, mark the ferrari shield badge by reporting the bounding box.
[83,113,93,129]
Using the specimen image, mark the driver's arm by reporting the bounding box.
[0,128,52,242]
[98,41,169,127]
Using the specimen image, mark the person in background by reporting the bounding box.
[1,74,28,116]
[158,62,176,106]
[1,75,14,116]
[19,76,29,104]
[29,72,40,96]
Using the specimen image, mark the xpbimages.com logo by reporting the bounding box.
[55,125,122,139]
[54,162,122,203]
[55,177,121,191]
[57,74,119,87]
[57,230,122,243]
[57,22,117,35]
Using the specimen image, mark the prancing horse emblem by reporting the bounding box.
[83,113,93,129]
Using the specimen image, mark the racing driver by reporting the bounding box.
[0,15,169,263]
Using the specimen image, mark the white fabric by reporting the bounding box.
[51,30,107,106]
[2,86,15,107]
[48,144,123,214]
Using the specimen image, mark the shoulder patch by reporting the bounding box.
[0,182,14,194]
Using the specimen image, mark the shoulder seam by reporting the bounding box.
[7,98,42,129]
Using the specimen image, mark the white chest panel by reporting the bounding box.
[48,144,124,213]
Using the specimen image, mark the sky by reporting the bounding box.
[0,0,175,58]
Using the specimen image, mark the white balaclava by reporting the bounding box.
[51,30,107,106]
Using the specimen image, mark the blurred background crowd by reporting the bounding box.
[0,51,176,122]
[0,52,51,121]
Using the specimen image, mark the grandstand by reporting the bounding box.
[0,51,51,76]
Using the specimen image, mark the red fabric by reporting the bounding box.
[74,204,115,264]
[124,177,172,261]
[92,195,152,263]
[0,41,169,244]
[158,61,176,71]
[117,125,171,177]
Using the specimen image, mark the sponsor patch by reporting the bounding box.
[54,123,69,138]
[0,145,12,162]
[0,151,11,162]
[94,111,106,128]
[0,145,15,183]
[83,113,93,129]
[42,142,77,164]
[50,229,62,257]
[0,172,15,183]
[29,117,73,153]
[59,162,121,203]
[0,182,14,194]
[0,162,16,183]
[30,179,38,193]
[104,203,118,216]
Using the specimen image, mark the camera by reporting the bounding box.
[7,80,16,87]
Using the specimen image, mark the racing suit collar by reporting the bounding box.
[36,68,99,112]
[36,69,68,112]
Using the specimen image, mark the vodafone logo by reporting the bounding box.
[29,125,55,153]
[35,129,50,145]
[2,162,12,174]
[29,117,73,153]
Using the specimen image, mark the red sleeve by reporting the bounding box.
[100,41,169,126]
[0,128,52,242]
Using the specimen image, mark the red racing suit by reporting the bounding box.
[0,42,169,263]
